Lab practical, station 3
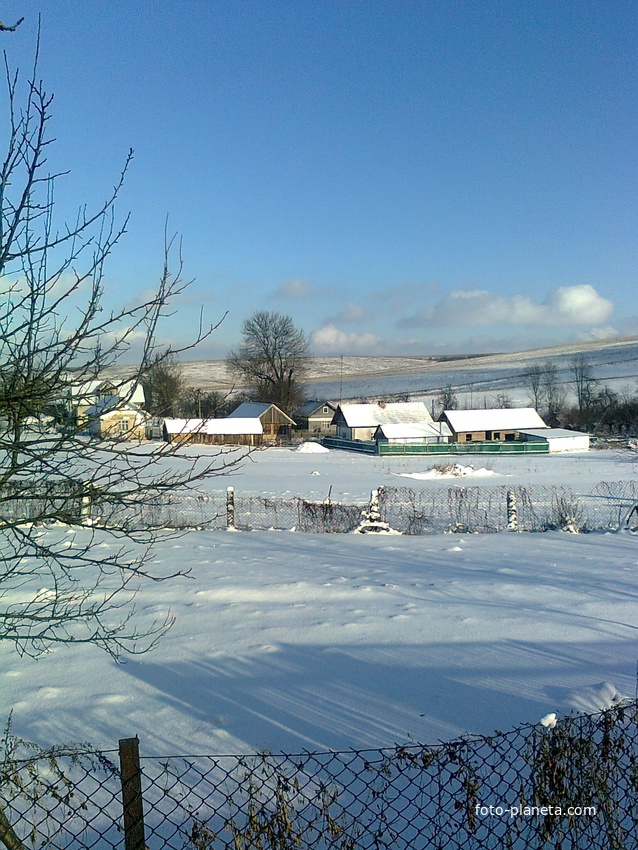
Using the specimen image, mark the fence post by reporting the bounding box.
[506,490,518,531]
[119,736,146,850]
[80,483,92,523]
[226,486,235,530]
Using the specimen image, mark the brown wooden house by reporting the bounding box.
[227,402,295,442]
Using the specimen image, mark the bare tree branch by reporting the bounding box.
[0,35,242,662]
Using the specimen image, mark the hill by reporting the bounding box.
[171,335,638,406]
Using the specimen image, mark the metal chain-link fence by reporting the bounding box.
[379,481,638,534]
[3,481,638,533]
[2,701,637,849]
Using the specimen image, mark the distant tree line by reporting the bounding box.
[525,355,638,435]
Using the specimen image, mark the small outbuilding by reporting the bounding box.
[163,418,263,446]
[374,422,452,445]
[518,427,590,453]
[440,408,547,443]
[227,402,295,441]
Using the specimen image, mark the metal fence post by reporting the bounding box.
[119,736,146,850]
[227,486,235,530]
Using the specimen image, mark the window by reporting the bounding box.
[323,406,329,413]
[118,419,130,433]
[493,432,501,440]
[465,433,472,441]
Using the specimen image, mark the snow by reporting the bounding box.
[336,401,433,426]
[2,445,637,760]
[395,463,499,479]
[165,417,263,435]
[442,408,547,432]
[295,441,330,453]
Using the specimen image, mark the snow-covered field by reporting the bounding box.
[106,334,638,406]
[3,445,638,758]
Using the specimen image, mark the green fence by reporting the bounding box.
[322,436,550,456]
[321,436,377,454]
[377,440,550,456]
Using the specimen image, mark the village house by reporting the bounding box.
[332,401,433,441]
[293,400,337,435]
[68,378,146,431]
[163,418,263,446]
[227,402,295,442]
[87,397,149,440]
[439,408,547,443]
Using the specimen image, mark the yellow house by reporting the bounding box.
[87,400,149,440]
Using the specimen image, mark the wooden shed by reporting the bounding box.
[227,402,295,441]
[163,418,263,446]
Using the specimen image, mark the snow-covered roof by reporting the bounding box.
[164,417,263,436]
[228,401,295,424]
[86,398,148,419]
[441,408,547,432]
[375,422,452,440]
[519,428,590,439]
[227,402,271,418]
[69,379,102,399]
[69,378,145,406]
[336,402,433,427]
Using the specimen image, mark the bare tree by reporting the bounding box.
[227,311,309,413]
[526,364,545,410]
[491,392,513,409]
[0,35,242,662]
[541,361,565,424]
[569,354,596,413]
[142,351,185,417]
[180,387,243,418]
[434,384,458,416]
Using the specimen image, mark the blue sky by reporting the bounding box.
[3,1,636,358]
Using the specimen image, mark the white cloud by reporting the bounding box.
[311,324,380,352]
[580,325,619,341]
[408,284,613,329]
[275,277,314,299]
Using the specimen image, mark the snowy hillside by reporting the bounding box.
[122,334,638,407]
